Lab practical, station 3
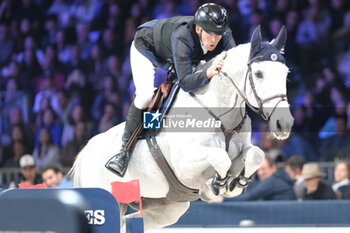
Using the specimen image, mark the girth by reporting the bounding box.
[141,80,200,202]
[145,133,200,202]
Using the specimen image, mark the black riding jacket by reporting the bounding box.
[134,16,236,92]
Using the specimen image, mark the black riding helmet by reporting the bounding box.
[194,3,228,35]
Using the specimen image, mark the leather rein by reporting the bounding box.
[189,56,287,152]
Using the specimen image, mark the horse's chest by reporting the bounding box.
[228,139,245,159]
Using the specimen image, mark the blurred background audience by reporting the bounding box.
[41,164,73,188]
[284,154,306,200]
[18,154,43,185]
[301,162,336,200]
[228,156,296,201]
[332,160,350,198]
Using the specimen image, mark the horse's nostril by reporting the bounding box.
[276,120,282,131]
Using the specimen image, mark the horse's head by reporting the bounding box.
[245,25,294,140]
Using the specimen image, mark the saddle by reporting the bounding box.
[126,81,177,150]
[148,82,174,112]
[147,62,179,115]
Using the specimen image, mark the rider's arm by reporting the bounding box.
[206,30,236,79]
[171,34,209,92]
[171,25,237,92]
[171,27,236,92]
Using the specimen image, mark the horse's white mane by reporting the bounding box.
[194,43,251,96]
[223,43,251,77]
[189,42,253,111]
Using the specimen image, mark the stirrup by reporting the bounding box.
[105,154,128,177]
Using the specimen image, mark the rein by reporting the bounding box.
[189,91,246,152]
[189,56,287,151]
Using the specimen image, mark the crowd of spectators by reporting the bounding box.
[1,0,350,187]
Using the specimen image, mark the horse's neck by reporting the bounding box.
[183,44,251,129]
[195,44,250,108]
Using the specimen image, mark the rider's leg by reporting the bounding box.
[106,41,156,176]
[106,100,144,176]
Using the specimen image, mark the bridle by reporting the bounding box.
[189,55,287,152]
[221,55,287,121]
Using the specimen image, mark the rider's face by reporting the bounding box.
[195,25,222,52]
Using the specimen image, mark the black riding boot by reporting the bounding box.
[106,102,143,177]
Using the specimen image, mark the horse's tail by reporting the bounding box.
[67,155,81,187]
[67,140,91,187]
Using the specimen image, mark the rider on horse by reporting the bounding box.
[106,3,236,177]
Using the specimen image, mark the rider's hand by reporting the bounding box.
[206,51,227,79]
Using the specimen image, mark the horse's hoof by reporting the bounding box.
[229,181,245,193]
[213,173,228,186]
[211,185,220,196]
[210,173,228,196]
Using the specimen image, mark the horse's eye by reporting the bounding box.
[255,71,263,79]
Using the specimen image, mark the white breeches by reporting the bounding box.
[130,41,156,109]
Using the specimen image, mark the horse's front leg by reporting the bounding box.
[224,145,264,197]
[176,145,231,202]
[199,173,229,202]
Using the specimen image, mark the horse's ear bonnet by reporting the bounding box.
[249,25,286,64]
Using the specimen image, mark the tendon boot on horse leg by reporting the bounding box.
[228,146,264,195]
[228,168,253,195]
[106,101,144,177]
[211,173,228,196]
